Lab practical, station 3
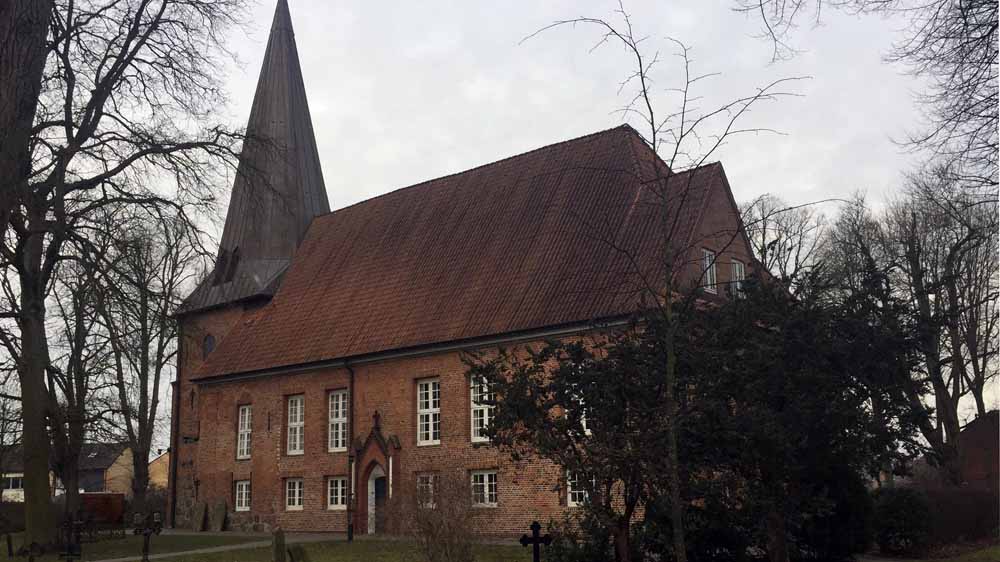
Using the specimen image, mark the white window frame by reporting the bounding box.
[471,470,498,507]
[235,480,251,512]
[731,259,746,297]
[327,477,347,511]
[328,390,348,452]
[470,377,493,443]
[2,475,23,490]
[577,400,592,437]
[566,471,589,508]
[416,473,438,509]
[417,378,441,446]
[285,478,304,511]
[287,395,304,455]
[703,249,717,294]
[236,405,252,460]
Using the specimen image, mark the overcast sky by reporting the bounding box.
[219,0,925,215]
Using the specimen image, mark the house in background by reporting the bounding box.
[896,410,999,491]
[148,451,170,490]
[77,443,134,497]
[0,443,133,501]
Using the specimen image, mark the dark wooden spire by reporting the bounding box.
[181,0,330,314]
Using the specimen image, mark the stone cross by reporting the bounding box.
[519,521,552,562]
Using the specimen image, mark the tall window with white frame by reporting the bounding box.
[287,395,304,455]
[417,378,440,446]
[236,405,252,460]
[566,471,589,507]
[470,470,497,507]
[328,389,348,452]
[327,477,347,511]
[416,473,438,508]
[702,249,717,294]
[235,480,251,512]
[285,478,304,511]
[731,259,746,297]
[470,377,493,443]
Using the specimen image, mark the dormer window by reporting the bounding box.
[211,250,229,286]
[224,247,240,283]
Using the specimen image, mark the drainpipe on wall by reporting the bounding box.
[346,362,356,542]
[166,326,184,528]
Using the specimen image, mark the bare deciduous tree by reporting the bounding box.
[2,0,247,544]
[96,208,207,512]
[515,4,803,561]
[740,194,828,292]
[736,0,998,196]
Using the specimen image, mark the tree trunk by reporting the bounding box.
[18,202,56,545]
[0,0,53,229]
[19,297,55,545]
[765,508,790,562]
[132,455,150,511]
[613,519,631,562]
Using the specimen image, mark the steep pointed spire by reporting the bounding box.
[181,0,330,314]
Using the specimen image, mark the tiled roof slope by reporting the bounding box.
[195,125,736,379]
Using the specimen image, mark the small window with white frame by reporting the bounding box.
[702,249,717,294]
[566,471,590,508]
[328,389,348,452]
[417,378,441,445]
[285,478,304,511]
[416,473,438,509]
[327,477,347,510]
[731,259,746,297]
[236,405,252,460]
[470,377,493,443]
[235,480,251,512]
[287,395,304,455]
[471,470,498,507]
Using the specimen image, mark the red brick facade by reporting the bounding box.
[170,311,583,535]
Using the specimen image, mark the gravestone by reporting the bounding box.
[271,527,286,562]
[190,502,207,532]
[208,501,227,532]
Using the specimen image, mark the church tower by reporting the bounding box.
[168,0,327,527]
[181,0,330,315]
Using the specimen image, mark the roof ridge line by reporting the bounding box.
[319,124,640,221]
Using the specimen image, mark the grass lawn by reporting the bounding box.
[861,544,1000,562]
[116,540,525,562]
[7,533,261,561]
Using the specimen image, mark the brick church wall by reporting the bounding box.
[173,330,572,536]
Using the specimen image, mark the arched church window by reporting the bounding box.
[203,334,216,359]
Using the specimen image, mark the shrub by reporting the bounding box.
[0,502,25,533]
[391,473,475,562]
[792,467,874,562]
[545,511,616,562]
[873,487,932,556]
[924,488,999,544]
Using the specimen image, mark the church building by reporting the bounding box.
[167,0,757,535]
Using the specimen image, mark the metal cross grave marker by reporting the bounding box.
[132,512,163,562]
[519,520,552,562]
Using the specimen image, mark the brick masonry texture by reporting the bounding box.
[172,316,580,535]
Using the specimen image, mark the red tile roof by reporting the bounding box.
[195,125,738,379]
